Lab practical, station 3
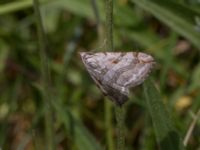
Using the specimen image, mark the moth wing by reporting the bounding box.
[115,54,155,89]
[90,74,128,106]
[102,83,128,106]
[89,74,108,96]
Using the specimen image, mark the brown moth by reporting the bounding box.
[80,52,155,106]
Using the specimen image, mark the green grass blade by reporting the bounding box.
[0,0,49,15]
[132,0,200,50]
[0,0,33,15]
[143,79,184,150]
[33,0,56,149]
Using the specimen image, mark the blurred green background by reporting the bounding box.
[0,0,200,149]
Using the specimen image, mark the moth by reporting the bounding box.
[80,52,155,106]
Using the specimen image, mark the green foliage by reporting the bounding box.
[144,79,183,150]
[132,0,200,49]
[53,101,102,150]
[0,0,199,149]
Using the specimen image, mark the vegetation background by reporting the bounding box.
[0,0,200,149]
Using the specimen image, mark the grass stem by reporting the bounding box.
[105,100,114,150]
[115,106,125,150]
[104,0,115,149]
[33,0,55,149]
[183,109,200,147]
[104,0,126,149]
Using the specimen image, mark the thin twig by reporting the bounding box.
[33,0,55,149]
[183,109,200,147]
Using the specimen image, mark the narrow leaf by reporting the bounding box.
[143,79,184,150]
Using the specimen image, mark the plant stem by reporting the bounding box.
[105,0,126,149]
[104,0,115,149]
[115,106,125,150]
[105,99,114,150]
[33,0,55,150]
[183,109,200,146]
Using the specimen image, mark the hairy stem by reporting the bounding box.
[104,0,115,149]
[105,0,126,149]
[115,106,125,150]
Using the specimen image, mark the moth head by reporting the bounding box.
[79,52,88,60]
[138,52,154,63]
